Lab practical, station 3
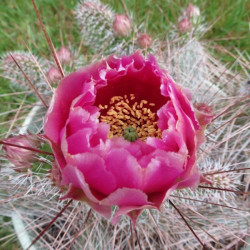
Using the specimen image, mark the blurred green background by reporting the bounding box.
[0,0,248,58]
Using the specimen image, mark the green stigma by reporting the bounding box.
[123,127,138,142]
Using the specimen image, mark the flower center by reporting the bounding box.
[123,126,138,142]
[98,94,161,141]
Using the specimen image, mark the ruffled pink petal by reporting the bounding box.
[109,139,155,168]
[101,188,150,206]
[95,53,168,112]
[65,107,93,136]
[72,82,96,108]
[66,153,117,195]
[168,80,199,130]
[101,187,153,225]
[143,152,184,193]
[62,165,100,203]
[106,148,143,189]
[89,122,109,147]
[112,205,153,226]
[147,129,183,153]
[66,128,93,154]
[157,101,177,131]
[176,172,200,189]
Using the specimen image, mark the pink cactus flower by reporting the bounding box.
[137,33,152,48]
[44,52,211,225]
[178,18,192,33]
[56,46,72,65]
[47,67,62,84]
[3,135,39,172]
[113,14,132,37]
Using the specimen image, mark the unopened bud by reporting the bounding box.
[186,3,200,18]
[47,67,62,84]
[3,135,40,172]
[137,33,152,48]
[113,14,132,37]
[194,103,213,126]
[3,53,28,64]
[82,1,98,10]
[56,46,72,65]
[178,18,192,33]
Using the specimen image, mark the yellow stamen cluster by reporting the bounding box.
[99,94,161,141]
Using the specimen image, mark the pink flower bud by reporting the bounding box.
[194,103,213,126]
[82,1,97,9]
[3,135,40,172]
[46,67,62,84]
[113,14,132,37]
[56,46,72,65]
[178,18,192,33]
[194,103,213,146]
[137,33,152,48]
[186,3,200,18]
[3,54,26,64]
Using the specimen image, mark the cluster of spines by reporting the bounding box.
[0,51,49,92]
[75,0,116,53]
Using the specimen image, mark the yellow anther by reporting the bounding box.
[99,94,161,141]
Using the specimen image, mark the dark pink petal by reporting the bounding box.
[147,192,166,208]
[95,54,168,113]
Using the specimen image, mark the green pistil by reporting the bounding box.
[123,127,138,142]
